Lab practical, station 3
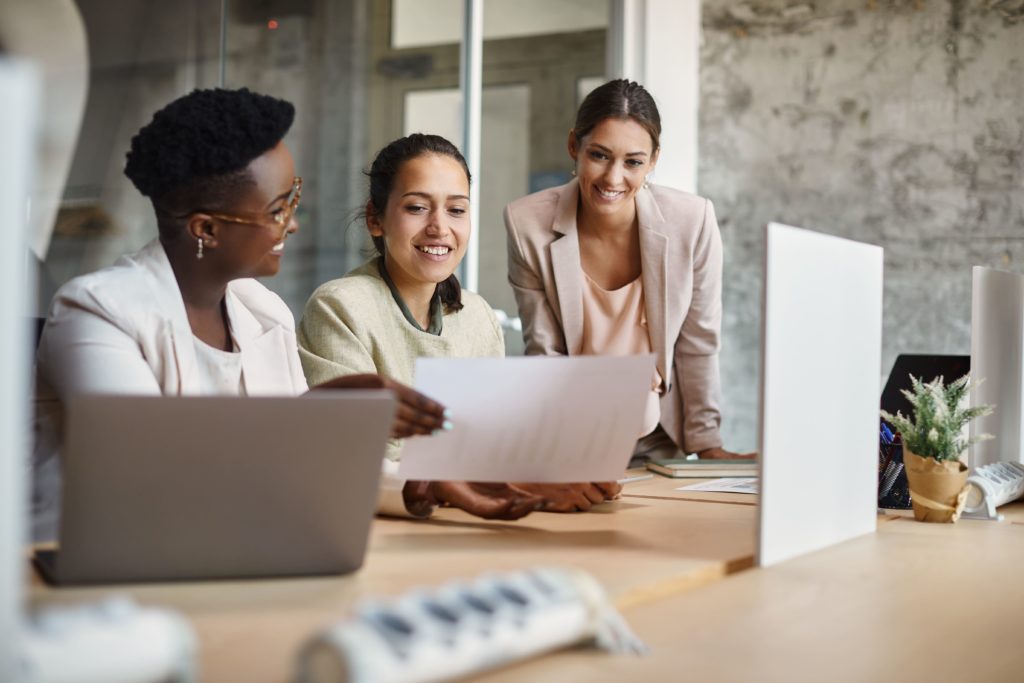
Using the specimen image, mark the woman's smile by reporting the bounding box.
[416,243,453,260]
[594,186,627,202]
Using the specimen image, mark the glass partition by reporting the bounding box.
[43,0,609,351]
[42,0,222,312]
[221,0,375,314]
[384,0,610,352]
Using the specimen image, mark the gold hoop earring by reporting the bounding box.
[196,238,204,260]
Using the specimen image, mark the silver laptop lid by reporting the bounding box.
[57,392,394,584]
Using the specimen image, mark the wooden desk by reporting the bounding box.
[624,472,758,507]
[33,480,1020,682]
[29,476,756,682]
[474,507,1024,682]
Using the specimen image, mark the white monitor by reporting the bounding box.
[757,223,884,567]
[970,266,1024,469]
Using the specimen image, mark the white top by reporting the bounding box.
[192,336,246,396]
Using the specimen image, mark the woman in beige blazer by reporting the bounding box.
[505,79,749,463]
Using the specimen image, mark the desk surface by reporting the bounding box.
[30,477,1024,683]
[30,474,756,682]
[475,512,1024,683]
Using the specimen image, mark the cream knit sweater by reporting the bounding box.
[298,258,505,462]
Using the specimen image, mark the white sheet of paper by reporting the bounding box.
[398,354,655,482]
[677,477,759,495]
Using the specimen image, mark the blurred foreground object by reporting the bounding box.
[20,597,197,683]
[297,567,646,683]
[0,0,88,259]
[0,46,195,683]
[962,461,1024,521]
[0,56,39,683]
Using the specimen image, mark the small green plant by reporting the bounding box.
[880,373,994,462]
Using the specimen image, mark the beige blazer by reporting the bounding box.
[504,180,723,454]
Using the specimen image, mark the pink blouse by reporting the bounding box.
[579,272,663,437]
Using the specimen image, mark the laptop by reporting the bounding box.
[35,392,395,585]
[881,354,970,428]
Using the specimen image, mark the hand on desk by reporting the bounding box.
[512,482,622,512]
[697,447,757,460]
[312,373,447,438]
[404,481,544,520]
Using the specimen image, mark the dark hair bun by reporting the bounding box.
[573,79,661,151]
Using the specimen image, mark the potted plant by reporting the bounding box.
[880,374,993,523]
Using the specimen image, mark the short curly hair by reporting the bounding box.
[124,88,295,235]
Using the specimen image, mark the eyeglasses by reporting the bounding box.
[181,176,302,237]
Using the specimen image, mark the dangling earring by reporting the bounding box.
[196,238,204,260]
[643,174,650,189]
[571,165,577,177]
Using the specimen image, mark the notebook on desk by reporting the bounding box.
[35,392,395,586]
[646,458,758,478]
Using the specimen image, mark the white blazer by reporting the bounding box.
[32,239,407,541]
[36,239,307,400]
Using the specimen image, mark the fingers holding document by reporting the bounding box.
[594,481,623,499]
[312,373,447,438]
[406,481,622,517]
[378,376,448,438]
[424,481,544,520]
[512,483,619,512]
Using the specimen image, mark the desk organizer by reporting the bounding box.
[878,427,911,509]
[296,567,647,683]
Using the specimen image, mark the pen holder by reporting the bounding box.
[878,440,911,509]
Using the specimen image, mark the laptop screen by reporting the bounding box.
[880,354,970,428]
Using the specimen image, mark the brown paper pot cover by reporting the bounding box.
[904,448,969,523]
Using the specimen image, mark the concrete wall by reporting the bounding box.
[700,0,1024,450]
